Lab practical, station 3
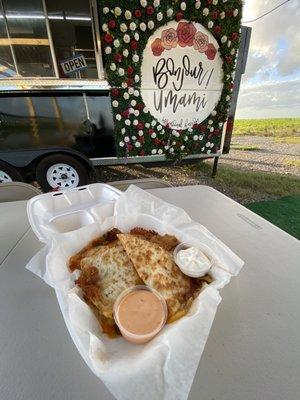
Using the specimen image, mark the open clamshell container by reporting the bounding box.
[27,183,122,244]
[26,184,245,400]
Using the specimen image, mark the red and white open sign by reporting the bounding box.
[60,54,87,75]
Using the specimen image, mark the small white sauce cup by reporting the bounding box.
[113,285,168,344]
[173,243,215,278]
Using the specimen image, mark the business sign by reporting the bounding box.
[60,54,87,75]
[141,20,223,130]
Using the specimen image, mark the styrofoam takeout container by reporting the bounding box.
[26,184,244,400]
[27,183,122,243]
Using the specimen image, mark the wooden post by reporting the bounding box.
[212,156,219,178]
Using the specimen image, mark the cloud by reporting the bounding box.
[236,0,300,118]
[236,78,300,118]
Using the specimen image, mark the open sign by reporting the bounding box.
[60,54,87,75]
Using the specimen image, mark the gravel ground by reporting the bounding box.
[223,136,300,176]
[95,135,300,203]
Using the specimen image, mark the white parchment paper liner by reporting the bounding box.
[26,185,244,400]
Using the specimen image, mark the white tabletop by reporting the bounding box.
[0,186,299,400]
[0,200,30,265]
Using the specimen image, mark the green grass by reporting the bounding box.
[274,136,300,144]
[246,196,300,239]
[231,144,260,151]
[283,159,300,168]
[233,118,300,137]
[188,162,300,203]
[186,162,300,238]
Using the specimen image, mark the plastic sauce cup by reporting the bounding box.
[113,285,168,344]
[173,242,215,278]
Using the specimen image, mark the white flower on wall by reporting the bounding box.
[167,8,173,17]
[125,10,132,20]
[120,23,127,33]
[114,7,122,16]
[140,22,147,31]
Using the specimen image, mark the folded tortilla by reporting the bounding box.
[76,240,141,320]
[117,234,192,318]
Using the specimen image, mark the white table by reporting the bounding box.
[0,186,299,400]
[0,201,30,265]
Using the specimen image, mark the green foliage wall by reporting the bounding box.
[99,0,242,159]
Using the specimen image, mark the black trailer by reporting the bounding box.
[0,0,250,191]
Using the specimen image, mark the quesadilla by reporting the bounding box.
[76,240,142,319]
[117,234,192,318]
[69,228,122,272]
[129,227,180,251]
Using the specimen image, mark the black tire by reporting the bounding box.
[35,154,89,192]
[0,160,25,184]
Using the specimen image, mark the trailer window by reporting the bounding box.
[0,0,104,81]
[45,0,99,79]
[0,0,55,77]
[0,2,16,77]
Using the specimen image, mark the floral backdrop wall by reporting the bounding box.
[99,0,242,159]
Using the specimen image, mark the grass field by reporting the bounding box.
[230,144,261,151]
[274,136,300,144]
[233,118,300,137]
[187,161,300,204]
[188,162,300,238]
[247,196,300,239]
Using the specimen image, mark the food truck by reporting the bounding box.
[0,0,250,191]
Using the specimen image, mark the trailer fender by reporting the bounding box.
[0,148,94,172]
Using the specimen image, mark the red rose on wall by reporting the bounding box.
[146,6,154,15]
[104,33,113,44]
[139,136,145,144]
[211,11,219,20]
[232,32,239,41]
[214,25,221,35]
[136,103,144,110]
[122,110,130,118]
[205,43,217,60]
[134,9,142,18]
[114,53,122,63]
[111,88,119,97]
[137,122,144,130]
[175,12,184,21]
[225,55,232,63]
[127,66,134,75]
[130,41,138,50]
[126,78,133,87]
[108,20,116,29]
[151,38,165,56]
[139,150,145,156]
[177,22,197,48]
[161,28,178,50]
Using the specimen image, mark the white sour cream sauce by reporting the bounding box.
[176,247,212,277]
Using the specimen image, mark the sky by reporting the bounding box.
[235,0,300,119]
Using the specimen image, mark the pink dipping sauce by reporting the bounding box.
[114,287,167,344]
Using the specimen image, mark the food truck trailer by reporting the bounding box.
[0,0,250,191]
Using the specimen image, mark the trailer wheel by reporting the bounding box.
[0,161,25,184]
[36,154,89,192]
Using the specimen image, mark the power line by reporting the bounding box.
[243,0,291,24]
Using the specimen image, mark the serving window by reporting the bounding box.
[0,0,104,81]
